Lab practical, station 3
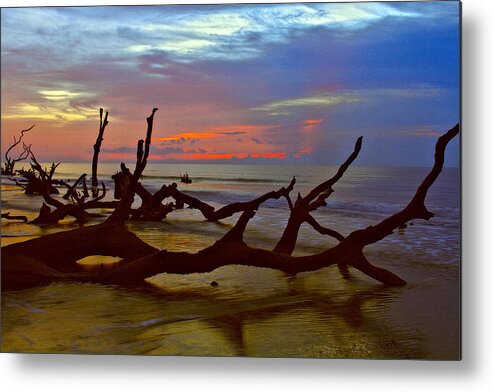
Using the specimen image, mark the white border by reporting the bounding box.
[2,0,492,391]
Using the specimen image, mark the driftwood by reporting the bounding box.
[111,163,173,221]
[1,212,28,223]
[274,137,362,255]
[18,110,118,224]
[105,108,159,224]
[25,151,115,224]
[112,164,296,222]
[91,108,109,197]
[15,149,60,196]
[154,178,296,222]
[60,173,87,200]
[1,125,35,175]
[30,183,111,224]
[0,116,460,291]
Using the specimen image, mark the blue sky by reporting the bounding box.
[1,1,460,166]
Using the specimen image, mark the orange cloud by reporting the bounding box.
[302,118,323,130]
[153,132,220,142]
[184,152,249,160]
[250,152,286,159]
[210,124,281,133]
[153,124,282,144]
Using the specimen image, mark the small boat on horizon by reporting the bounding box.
[180,172,192,184]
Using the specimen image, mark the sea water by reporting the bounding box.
[1,163,460,358]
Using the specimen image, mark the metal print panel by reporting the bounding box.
[0,1,461,359]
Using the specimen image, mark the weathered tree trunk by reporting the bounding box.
[1,223,158,290]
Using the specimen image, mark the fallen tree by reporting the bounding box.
[0,111,459,292]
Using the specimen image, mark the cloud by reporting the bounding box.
[406,130,440,137]
[253,86,446,116]
[154,124,280,144]
[2,102,98,122]
[1,3,428,68]
[103,146,136,154]
[0,3,460,166]
[302,119,324,130]
[2,83,101,123]
[254,92,362,115]
[402,125,444,138]
[154,146,207,155]
[210,124,281,133]
[364,87,446,99]
[105,145,208,157]
[153,131,229,144]
[38,90,86,101]
[214,131,246,136]
[119,3,422,62]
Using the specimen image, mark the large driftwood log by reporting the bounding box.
[1,123,459,292]
[1,223,158,290]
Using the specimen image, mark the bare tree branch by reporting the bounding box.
[274,136,362,255]
[105,108,158,225]
[2,125,35,175]
[91,108,109,197]
[1,212,28,223]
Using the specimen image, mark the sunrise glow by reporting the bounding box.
[1,2,459,166]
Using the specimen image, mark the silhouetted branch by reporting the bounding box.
[1,212,28,223]
[346,124,460,247]
[274,136,362,255]
[151,176,296,222]
[2,125,35,175]
[305,214,345,241]
[106,108,158,225]
[91,108,109,197]
[61,173,87,200]
[217,208,258,244]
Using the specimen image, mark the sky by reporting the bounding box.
[1,1,460,166]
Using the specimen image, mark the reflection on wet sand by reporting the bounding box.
[1,165,460,358]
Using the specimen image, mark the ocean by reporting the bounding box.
[1,163,460,358]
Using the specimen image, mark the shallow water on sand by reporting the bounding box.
[1,164,460,358]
